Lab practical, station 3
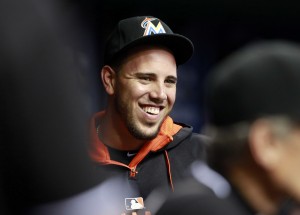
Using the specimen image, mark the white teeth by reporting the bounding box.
[143,106,160,115]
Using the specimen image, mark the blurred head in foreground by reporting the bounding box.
[205,40,300,214]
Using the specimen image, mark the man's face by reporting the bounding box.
[113,46,177,140]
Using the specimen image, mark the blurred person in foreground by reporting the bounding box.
[0,0,106,214]
[89,16,207,214]
[154,40,300,215]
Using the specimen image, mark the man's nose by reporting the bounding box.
[149,82,167,101]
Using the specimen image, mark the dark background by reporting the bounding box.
[1,1,300,214]
[70,0,300,131]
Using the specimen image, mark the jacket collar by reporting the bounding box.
[89,111,182,166]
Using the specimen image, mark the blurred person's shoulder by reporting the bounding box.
[151,161,253,215]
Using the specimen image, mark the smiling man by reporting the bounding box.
[89,16,207,214]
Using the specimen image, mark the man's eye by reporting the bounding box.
[140,76,151,81]
[165,79,177,84]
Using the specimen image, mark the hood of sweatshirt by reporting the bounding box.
[89,111,193,166]
[89,111,196,192]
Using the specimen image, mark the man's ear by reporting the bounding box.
[101,65,116,95]
[248,119,281,171]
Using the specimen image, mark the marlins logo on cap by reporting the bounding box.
[142,17,166,36]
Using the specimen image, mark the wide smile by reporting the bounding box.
[139,104,164,120]
[142,106,160,115]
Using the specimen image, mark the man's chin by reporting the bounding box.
[127,119,164,140]
[134,130,159,140]
[131,126,160,140]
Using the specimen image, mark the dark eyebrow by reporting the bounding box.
[135,72,155,77]
[136,72,177,77]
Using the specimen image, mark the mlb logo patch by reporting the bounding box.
[125,197,145,210]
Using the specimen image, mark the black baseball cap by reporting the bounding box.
[104,16,194,65]
[205,40,300,126]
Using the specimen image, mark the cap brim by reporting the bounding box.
[111,33,194,66]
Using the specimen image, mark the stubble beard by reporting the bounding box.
[115,96,163,140]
